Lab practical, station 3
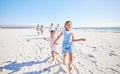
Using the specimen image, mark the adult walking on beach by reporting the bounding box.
[54,20,86,71]
[40,25,44,35]
[49,23,54,32]
[55,24,61,36]
[36,24,40,35]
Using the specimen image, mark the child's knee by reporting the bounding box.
[63,53,67,56]
[70,57,73,62]
[69,54,73,62]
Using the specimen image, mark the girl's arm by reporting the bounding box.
[53,31,63,45]
[72,33,86,42]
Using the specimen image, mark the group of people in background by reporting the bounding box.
[36,23,61,36]
[36,24,44,35]
[36,21,86,71]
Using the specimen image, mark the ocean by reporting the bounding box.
[73,27,120,33]
[0,25,120,33]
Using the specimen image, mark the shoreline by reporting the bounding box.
[1,27,120,33]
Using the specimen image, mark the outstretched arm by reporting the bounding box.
[72,33,86,42]
[53,31,63,45]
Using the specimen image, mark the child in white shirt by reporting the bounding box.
[44,30,58,62]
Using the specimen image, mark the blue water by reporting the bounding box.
[73,27,120,33]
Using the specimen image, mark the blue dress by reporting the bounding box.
[62,30,74,54]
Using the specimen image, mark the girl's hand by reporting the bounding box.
[53,42,56,45]
[56,43,58,45]
[81,38,86,41]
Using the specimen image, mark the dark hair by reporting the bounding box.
[50,30,55,33]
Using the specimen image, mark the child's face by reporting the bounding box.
[65,22,71,31]
[50,32,55,37]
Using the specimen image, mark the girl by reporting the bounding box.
[44,30,58,62]
[53,20,86,70]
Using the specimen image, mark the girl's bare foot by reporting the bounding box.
[69,65,72,71]
[68,63,72,71]
[51,59,54,62]
[63,60,66,65]
[63,62,66,65]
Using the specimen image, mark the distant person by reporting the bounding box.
[40,25,44,35]
[44,30,58,62]
[53,20,86,71]
[49,23,55,32]
[36,24,40,35]
[55,24,61,36]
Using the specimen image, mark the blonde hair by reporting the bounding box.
[64,20,72,30]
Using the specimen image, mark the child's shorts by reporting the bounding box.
[50,46,58,52]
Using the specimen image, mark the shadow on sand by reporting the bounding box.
[23,60,67,74]
[0,57,50,74]
[23,63,61,74]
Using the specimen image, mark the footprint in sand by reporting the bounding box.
[89,70,94,74]
[108,52,118,56]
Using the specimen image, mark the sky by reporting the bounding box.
[0,0,120,27]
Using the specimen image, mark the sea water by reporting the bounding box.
[73,27,120,33]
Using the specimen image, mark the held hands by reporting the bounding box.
[53,41,58,45]
[56,43,58,45]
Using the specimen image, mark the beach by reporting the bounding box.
[0,28,120,74]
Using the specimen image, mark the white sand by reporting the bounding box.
[0,28,120,74]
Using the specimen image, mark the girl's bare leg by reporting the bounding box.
[55,52,58,55]
[52,51,55,61]
[68,53,73,70]
[63,53,67,65]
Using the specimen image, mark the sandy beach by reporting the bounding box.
[0,28,120,74]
